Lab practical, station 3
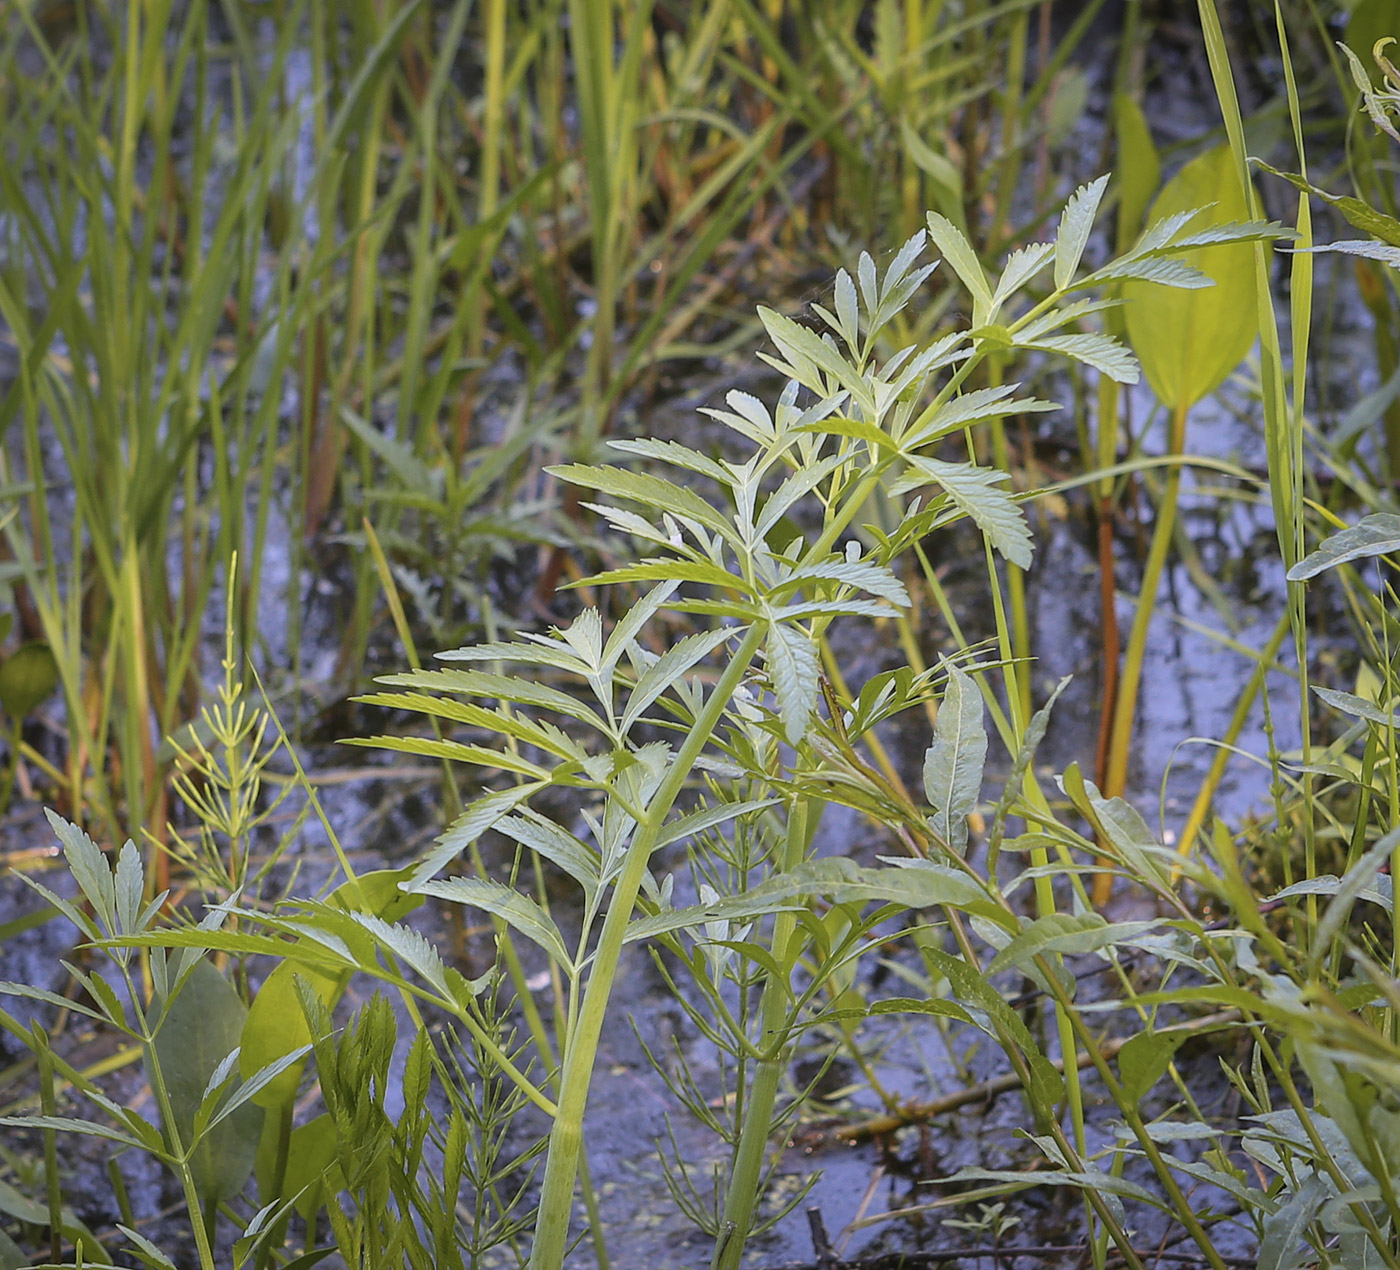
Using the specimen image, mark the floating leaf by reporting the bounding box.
[240,961,337,1109]
[1124,145,1258,410]
[282,1114,342,1221]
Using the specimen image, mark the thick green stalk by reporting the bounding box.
[1102,401,1190,812]
[711,797,814,1270]
[528,622,766,1270]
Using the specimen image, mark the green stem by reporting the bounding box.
[711,797,815,1270]
[1102,401,1190,807]
[943,915,1145,1270]
[528,622,765,1270]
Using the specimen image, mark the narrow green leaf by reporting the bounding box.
[757,307,874,415]
[44,810,116,935]
[351,913,453,995]
[902,384,1057,451]
[990,243,1055,316]
[926,212,992,318]
[1312,686,1398,728]
[407,783,547,887]
[622,627,736,732]
[497,811,601,903]
[922,659,987,854]
[986,912,1162,977]
[773,559,910,608]
[1257,1171,1327,1270]
[1256,160,1400,248]
[416,877,573,971]
[550,463,738,543]
[1020,332,1139,384]
[919,944,1064,1107]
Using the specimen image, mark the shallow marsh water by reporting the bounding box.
[0,6,1386,1265]
[0,278,1348,1269]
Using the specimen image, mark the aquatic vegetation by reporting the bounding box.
[3,2,1400,1269]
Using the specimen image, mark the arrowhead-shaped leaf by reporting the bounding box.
[1124,145,1258,410]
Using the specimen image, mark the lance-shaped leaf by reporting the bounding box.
[922,659,987,854]
[766,621,821,745]
[902,383,1058,451]
[926,212,992,320]
[45,810,116,936]
[985,912,1163,977]
[407,783,548,887]
[757,307,875,417]
[550,463,739,545]
[770,559,910,608]
[350,913,453,995]
[497,810,601,903]
[891,456,1033,569]
[416,876,573,972]
[1257,159,1400,248]
[1055,175,1110,289]
[622,626,737,732]
[920,944,1063,1107]
[1018,332,1139,385]
[1312,686,1398,728]
[1287,512,1400,580]
[989,243,1055,317]
[372,666,607,727]
[1256,1172,1328,1270]
[1124,145,1258,410]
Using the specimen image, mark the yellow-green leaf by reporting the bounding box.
[1123,145,1258,410]
[1347,0,1400,76]
[1113,94,1159,247]
[0,641,58,720]
[240,961,338,1109]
